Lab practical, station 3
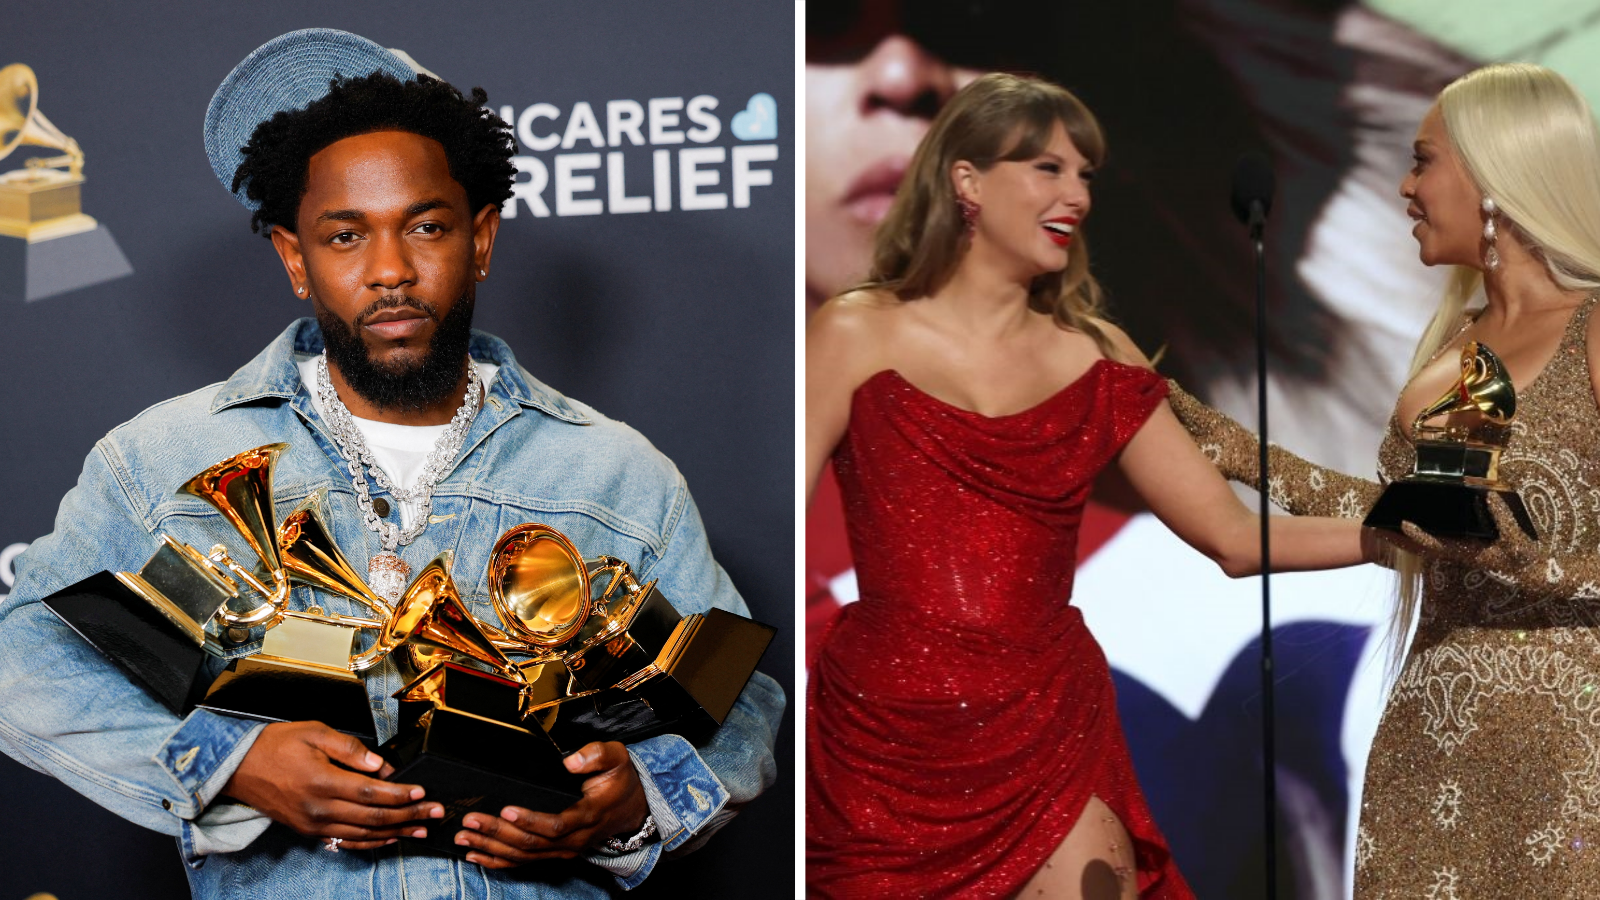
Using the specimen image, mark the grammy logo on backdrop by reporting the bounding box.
[0,63,131,302]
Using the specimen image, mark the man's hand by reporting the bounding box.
[222,721,444,850]
[454,740,650,868]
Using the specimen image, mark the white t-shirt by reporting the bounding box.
[296,355,500,529]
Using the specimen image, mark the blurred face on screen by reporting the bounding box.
[806,3,982,311]
[1400,105,1483,269]
[960,121,1093,279]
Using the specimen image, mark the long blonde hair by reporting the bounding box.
[859,72,1114,354]
[1390,63,1600,671]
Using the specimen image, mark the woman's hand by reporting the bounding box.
[1387,492,1540,574]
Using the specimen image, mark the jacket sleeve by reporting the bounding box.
[0,441,269,867]
[580,476,785,890]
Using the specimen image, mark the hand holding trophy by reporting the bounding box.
[1364,341,1539,540]
[375,521,775,856]
[43,441,775,859]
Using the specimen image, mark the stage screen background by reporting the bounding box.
[0,3,793,896]
[805,2,1600,898]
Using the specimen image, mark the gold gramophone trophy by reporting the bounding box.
[0,63,130,301]
[0,63,94,242]
[375,522,774,857]
[485,523,774,736]
[44,444,298,715]
[196,488,394,739]
[201,488,557,742]
[45,446,379,737]
[377,550,590,855]
[1364,341,1538,540]
[187,489,569,746]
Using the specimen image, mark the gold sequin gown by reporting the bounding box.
[1356,297,1600,898]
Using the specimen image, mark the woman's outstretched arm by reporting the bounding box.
[1165,378,1383,519]
[1099,324,1381,576]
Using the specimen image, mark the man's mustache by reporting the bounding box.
[354,294,438,326]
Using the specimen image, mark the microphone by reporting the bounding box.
[1233,148,1279,900]
[1230,153,1276,239]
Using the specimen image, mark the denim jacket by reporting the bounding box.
[0,319,785,898]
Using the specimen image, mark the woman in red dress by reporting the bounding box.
[805,73,1379,899]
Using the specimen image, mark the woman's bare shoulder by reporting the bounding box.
[827,287,904,315]
[808,290,907,391]
[811,290,907,350]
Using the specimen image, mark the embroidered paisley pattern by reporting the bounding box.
[1431,780,1462,829]
[1358,299,1600,897]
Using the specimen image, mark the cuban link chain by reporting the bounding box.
[315,352,482,603]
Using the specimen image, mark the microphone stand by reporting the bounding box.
[1248,202,1278,900]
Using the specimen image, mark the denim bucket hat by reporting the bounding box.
[204,28,428,210]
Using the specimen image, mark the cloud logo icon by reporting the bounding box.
[731,93,778,141]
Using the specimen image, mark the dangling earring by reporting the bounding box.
[1482,196,1501,271]
[956,195,980,236]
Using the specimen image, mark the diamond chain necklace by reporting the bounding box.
[315,352,482,603]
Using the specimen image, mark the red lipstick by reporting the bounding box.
[1042,216,1079,247]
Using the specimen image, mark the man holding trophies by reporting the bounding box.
[0,29,782,897]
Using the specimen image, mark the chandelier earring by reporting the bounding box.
[1482,196,1501,271]
[956,195,980,236]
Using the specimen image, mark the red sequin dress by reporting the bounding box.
[806,360,1193,899]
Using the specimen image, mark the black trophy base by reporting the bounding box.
[43,570,209,717]
[199,656,378,743]
[549,607,779,749]
[546,689,688,750]
[1364,478,1537,540]
[646,608,776,725]
[380,705,583,858]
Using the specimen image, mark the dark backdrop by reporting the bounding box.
[0,3,792,896]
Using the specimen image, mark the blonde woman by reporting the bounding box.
[1173,62,1600,897]
[805,73,1376,900]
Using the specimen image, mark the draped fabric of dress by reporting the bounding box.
[806,360,1193,899]
[1356,298,1600,898]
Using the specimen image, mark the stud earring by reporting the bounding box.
[1481,196,1500,271]
[297,286,306,296]
[956,195,980,236]
[478,269,486,278]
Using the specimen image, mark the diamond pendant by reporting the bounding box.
[368,551,411,606]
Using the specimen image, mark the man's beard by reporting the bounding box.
[316,290,475,413]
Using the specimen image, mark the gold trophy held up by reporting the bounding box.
[1364,340,1538,540]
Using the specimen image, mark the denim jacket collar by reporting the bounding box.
[207,318,591,426]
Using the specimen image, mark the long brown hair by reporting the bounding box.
[860,72,1113,353]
